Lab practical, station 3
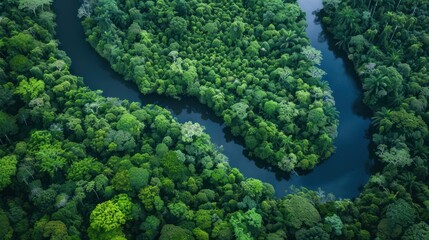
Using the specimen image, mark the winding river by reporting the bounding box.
[53,0,372,198]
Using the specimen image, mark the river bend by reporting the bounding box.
[53,0,372,198]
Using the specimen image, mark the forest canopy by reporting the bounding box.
[80,0,339,172]
[1,0,429,239]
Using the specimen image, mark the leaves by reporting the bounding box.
[0,155,17,190]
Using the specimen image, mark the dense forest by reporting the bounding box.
[321,0,429,239]
[0,0,428,239]
[80,0,339,172]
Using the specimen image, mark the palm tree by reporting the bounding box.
[363,74,388,106]
[399,172,424,195]
[279,30,298,49]
[372,107,391,128]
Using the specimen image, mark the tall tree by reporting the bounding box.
[18,0,52,15]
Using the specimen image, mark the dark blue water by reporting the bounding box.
[53,0,371,198]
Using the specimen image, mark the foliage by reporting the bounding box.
[322,0,429,238]
[0,155,17,190]
[82,0,339,173]
[281,195,321,229]
[1,0,427,239]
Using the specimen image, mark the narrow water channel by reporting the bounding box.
[53,0,371,198]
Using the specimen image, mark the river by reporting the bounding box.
[53,0,371,198]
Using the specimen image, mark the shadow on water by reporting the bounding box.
[53,0,372,198]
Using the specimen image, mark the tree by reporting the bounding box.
[376,144,412,167]
[229,211,253,240]
[168,202,193,220]
[35,145,66,177]
[43,221,69,240]
[15,78,45,102]
[263,100,279,118]
[0,208,13,239]
[402,222,429,240]
[0,83,15,107]
[116,113,142,137]
[281,195,321,229]
[90,200,126,232]
[105,130,136,152]
[159,224,194,240]
[295,226,329,240]
[386,199,415,228]
[181,121,204,143]
[0,155,17,190]
[31,187,57,210]
[129,167,150,190]
[140,215,161,239]
[138,185,160,211]
[67,157,102,181]
[302,46,323,65]
[195,209,212,230]
[8,32,35,54]
[170,17,187,36]
[325,214,343,236]
[193,228,209,240]
[241,178,264,199]
[78,0,93,18]
[112,170,132,192]
[9,55,32,73]
[112,194,134,220]
[160,151,188,181]
[18,0,52,15]
[308,107,327,127]
[212,221,233,239]
[0,112,18,144]
[363,66,403,107]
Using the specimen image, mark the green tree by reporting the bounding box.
[159,224,194,240]
[193,228,209,240]
[281,195,321,229]
[67,157,102,181]
[295,226,329,240]
[181,121,204,143]
[18,0,52,15]
[8,32,36,54]
[160,151,188,181]
[116,113,142,137]
[15,78,45,102]
[43,221,69,240]
[89,200,126,232]
[35,145,66,177]
[263,100,279,118]
[0,208,13,240]
[325,214,343,236]
[170,17,187,36]
[386,199,415,228]
[302,46,323,65]
[105,130,136,152]
[0,112,18,144]
[241,178,264,199]
[402,222,429,240]
[9,55,32,73]
[112,170,132,192]
[138,185,160,211]
[129,167,150,190]
[140,215,161,239]
[0,155,17,190]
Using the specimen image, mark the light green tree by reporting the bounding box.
[35,145,66,177]
[0,155,17,190]
[90,200,126,232]
[181,121,204,143]
[18,0,52,15]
